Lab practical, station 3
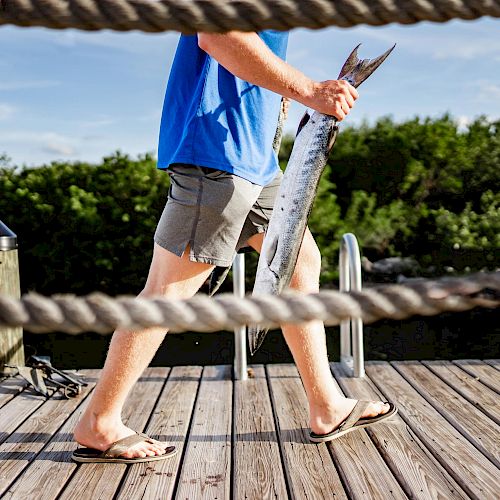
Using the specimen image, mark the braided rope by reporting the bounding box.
[0,273,498,334]
[1,0,499,33]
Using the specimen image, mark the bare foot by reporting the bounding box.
[74,413,168,459]
[310,398,391,436]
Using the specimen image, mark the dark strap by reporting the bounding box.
[338,400,371,431]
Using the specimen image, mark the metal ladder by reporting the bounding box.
[232,232,365,380]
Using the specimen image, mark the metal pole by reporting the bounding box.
[339,243,352,369]
[338,233,365,377]
[232,253,248,380]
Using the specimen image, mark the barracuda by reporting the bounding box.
[249,44,395,355]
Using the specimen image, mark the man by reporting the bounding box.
[73,31,394,463]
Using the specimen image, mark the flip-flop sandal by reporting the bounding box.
[72,432,177,463]
[309,400,398,443]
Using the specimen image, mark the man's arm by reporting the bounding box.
[198,31,358,121]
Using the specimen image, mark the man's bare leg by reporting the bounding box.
[247,229,390,435]
[74,244,214,458]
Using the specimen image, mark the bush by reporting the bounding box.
[0,152,169,294]
[0,115,498,295]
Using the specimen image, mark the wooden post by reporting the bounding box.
[0,220,24,374]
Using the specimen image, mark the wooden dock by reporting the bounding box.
[0,360,498,499]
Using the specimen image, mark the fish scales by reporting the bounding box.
[249,44,395,354]
[254,112,335,296]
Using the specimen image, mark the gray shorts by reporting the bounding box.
[154,164,283,267]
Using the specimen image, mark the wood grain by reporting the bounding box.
[233,365,287,500]
[453,359,500,393]
[58,367,169,500]
[325,368,406,499]
[0,375,27,410]
[117,365,202,500]
[331,362,469,499]
[0,249,24,372]
[0,385,49,445]
[393,361,500,467]
[0,369,99,498]
[266,364,347,499]
[423,360,500,425]
[366,361,499,499]
[175,365,232,500]
[484,359,500,371]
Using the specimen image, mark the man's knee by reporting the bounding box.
[290,236,321,292]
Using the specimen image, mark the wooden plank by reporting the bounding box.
[484,359,500,371]
[453,360,500,393]
[58,367,169,500]
[233,365,287,500]
[266,364,347,499]
[117,365,202,500]
[0,369,99,498]
[393,361,500,468]
[175,365,232,500]
[0,375,27,409]
[331,362,469,499]
[366,361,499,499]
[0,249,25,373]
[325,369,407,499]
[423,360,500,425]
[0,383,48,445]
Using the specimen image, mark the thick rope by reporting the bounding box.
[1,0,499,33]
[0,273,498,334]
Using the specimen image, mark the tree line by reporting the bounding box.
[0,114,498,296]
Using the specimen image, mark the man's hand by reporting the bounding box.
[305,80,358,121]
[198,31,358,121]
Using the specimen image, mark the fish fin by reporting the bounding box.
[338,43,361,80]
[340,44,396,88]
[248,325,270,355]
[296,110,311,137]
[327,124,339,153]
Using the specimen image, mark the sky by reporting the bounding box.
[0,17,499,167]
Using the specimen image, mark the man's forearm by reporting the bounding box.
[198,32,314,106]
[197,31,358,120]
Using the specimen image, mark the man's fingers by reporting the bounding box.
[334,106,346,121]
[340,97,350,115]
[344,91,355,108]
[347,82,359,100]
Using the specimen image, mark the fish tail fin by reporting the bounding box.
[248,325,270,355]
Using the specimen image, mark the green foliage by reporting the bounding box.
[289,114,498,281]
[0,152,169,294]
[0,114,498,295]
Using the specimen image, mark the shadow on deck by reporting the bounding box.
[0,360,498,499]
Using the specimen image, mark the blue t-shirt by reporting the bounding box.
[157,32,289,186]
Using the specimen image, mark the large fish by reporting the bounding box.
[249,44,395,355]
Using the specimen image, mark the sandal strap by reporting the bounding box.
[338,400,371,431]
[102,433,153,458]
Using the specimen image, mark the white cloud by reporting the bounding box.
[456,115,471,131]
[478,82,500,100]
[0,103,15,120]
[0,80,61,91]
[79,117,116,128]
[1,131,77,157]
[54,29,178,55]
[42,141,76,156]
[351,22,500,61]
